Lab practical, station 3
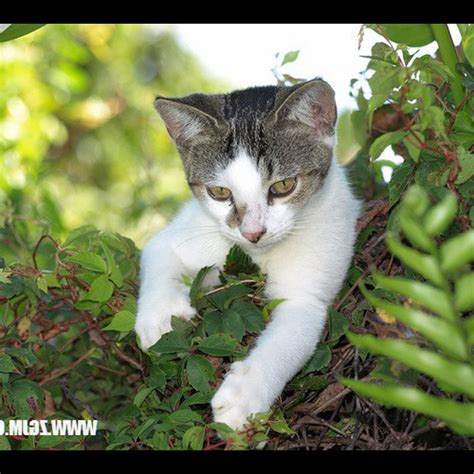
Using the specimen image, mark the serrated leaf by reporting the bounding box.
[62,225,98,247]
[189,265,214,305]
[100,241,123,288]
[150,331,190,354]
[328,309,349,342]
[82,275,114,303]
[186,355,214,392]
[197,334,238,356]
[66,252,107,273]
[0,355,17,373]
[203,310,224,335]
[231,300,265,333]
[169,409,202,425]
[222,309,245,341]
[146,366,166,393]
[304,343,331,373]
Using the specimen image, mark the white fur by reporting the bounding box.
[135,150,361,430]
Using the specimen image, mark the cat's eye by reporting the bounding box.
[269,178,297,197]
[207,186,232,201]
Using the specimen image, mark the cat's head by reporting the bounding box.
[154,78,337,250]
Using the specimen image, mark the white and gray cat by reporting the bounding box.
[135,78,361,430]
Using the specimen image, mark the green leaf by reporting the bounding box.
[186,355,215,392]
[100,241,123,288]
[0,24,45,42]
[182,426,205,450]
[133,385,154,407]
[373,273,456,321]
[203,310,224,335]
[189,265,214,305]
[347,333,474,397]
[403,185,429,216]
[328,309,349,342]
[281,50,300,66]
[66,252,107,273]
[341,379,474,436]
[388,161,414,207]
[0,355,17,373]
[224,245,260,275]
[231,300,265,333]
[0,436,11,450]
[269,412,295,434]
[197,334,238,356]
[103,310,136,332]
[379,24,435,47]
[423,192,457,236]
[304,343,331,373]
[399,211,435,253]
[465,317,474,345]
[369,130,405,160]
[222,309,245,342]
[146,366,166,393]
[368,68,400,96]
[386,235,444,287]
[7,379,43,418]
[36,276,49,293]
[360,284,468,360]
[455,147,474,184]
[455,272,474,312]
[62,225,98,247]
[150,331,191,354]
[169,409,203,425]
[82,275,114,303]
[462,24,474,66]
[209,284,251,310]
[368,94,389,131]
[262,298,285,321]
[440,230,474,273]
[402,133,424,162]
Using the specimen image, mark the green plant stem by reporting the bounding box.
[430,24,465,105]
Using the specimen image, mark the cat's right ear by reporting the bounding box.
[154,96,221,146]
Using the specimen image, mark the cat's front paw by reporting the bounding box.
[135,291,197,351]
[211,361,270,431]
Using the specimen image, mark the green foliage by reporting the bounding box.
[0,217,292,449]
[0,25,226,248]
[349,24,473,215]
[342,186,474,436]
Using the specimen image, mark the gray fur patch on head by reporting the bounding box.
[154,78,337,202]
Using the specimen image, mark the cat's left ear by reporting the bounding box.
[266,78,337,139]
[154,94,223,146]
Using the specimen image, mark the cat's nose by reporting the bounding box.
[241,228,267,243]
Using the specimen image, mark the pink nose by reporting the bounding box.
[241,228,266,243]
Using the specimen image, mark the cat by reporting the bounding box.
[135,78,361,430]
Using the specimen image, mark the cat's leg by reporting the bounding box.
[135,202,226,351]
[211,295,327,429]
[134,233,199,351]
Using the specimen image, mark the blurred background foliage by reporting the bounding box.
[0,24,228,260]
